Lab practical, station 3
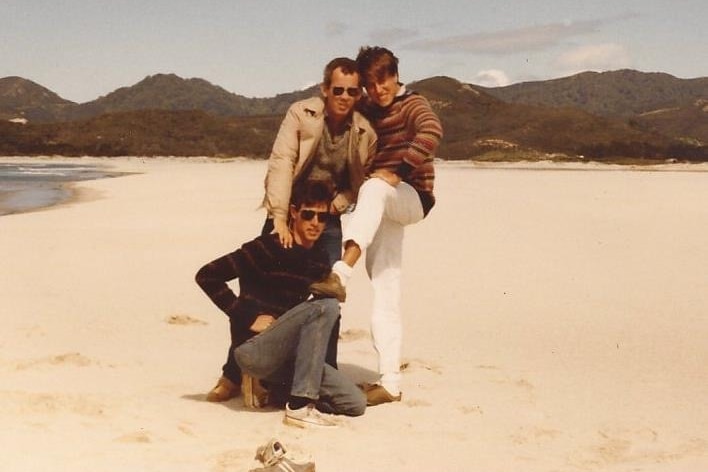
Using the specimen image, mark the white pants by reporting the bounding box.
[343,178,424,392]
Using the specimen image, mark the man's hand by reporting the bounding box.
[249,314,276,333]
[272,217,293,248]
[371,168,401,187]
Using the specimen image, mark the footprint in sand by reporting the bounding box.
[403,398,432,408]
[4,392,106,417]
[509,426,561,445]
[18,324,46,338]
[338,328,370,342]
[166,314,208,326]
[115,430,153,444]
[475,364,500,370]
[14,352,95,370]
[571,427,708,468]
[458,405,484,415]
[400,358,442,374]
[177,422,195,436]
[213,449,260,472]
[489,374,535,393]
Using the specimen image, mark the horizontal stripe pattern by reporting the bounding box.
[368,92,443,198]
[195,234,330,334]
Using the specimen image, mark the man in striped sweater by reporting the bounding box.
[196,181,365,427]
[311,46,443,406]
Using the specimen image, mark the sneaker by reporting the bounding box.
[254,438,287,467]
[250,438,315,472]
[309,272,346,302]
[242,373,269,408]
[361,383,402,406]
[284,403,339,428]
[206,375,240,402]
[249,456,315,472]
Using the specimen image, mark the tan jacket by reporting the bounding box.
[262,96,377,221]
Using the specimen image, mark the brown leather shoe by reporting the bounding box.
[206,375,240,402]
[361,383,402,406]
[309,272,346,302]
[242,373,270,408]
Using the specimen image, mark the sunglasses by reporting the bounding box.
[299,209,331,223]
[332,86,361,97]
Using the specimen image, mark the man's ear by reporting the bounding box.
[320,83,327,97]
[289,204,298,220]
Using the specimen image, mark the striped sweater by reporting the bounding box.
[195,233,330,344]
[363,88,443,215]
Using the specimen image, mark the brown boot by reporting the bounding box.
[309,272,346,302]
[206,375,240,402]
[361,383,402,406]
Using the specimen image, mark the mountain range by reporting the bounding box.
[1,70,707,162]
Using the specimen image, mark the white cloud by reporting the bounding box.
[555,43,631,74]
[473,69,511,87]
[368,27,421,46]
[400,13,638,56]
[402,19,603,54]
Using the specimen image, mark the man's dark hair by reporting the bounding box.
[291,180,334,209]
[322,57,359,88]
[356,46,399,86]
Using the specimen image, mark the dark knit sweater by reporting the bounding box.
[362,89,443,215]
[195,233,330,345]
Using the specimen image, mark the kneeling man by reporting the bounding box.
[196,181,365,427]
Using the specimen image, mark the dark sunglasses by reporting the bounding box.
[332,86,361,97]
[299,209,331,223]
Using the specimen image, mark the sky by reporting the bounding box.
[2,0,706,104]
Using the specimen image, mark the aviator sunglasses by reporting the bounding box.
[331,86,361,97]
[299,209,332,223]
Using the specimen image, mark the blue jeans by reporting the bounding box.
[233,298,365,416]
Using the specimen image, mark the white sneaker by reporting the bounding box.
[254,438,287,467]
[284,403,339,428]
[250,438,315,472]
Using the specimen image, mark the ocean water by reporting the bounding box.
[0,162,117,216]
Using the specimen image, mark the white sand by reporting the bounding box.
[2,156,708,472]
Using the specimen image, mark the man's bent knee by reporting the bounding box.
[232,345,254,374]
[349,392,367,417]
[312,298,340,318]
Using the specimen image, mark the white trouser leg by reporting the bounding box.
[344,178,423,249]
[366,218,404,393]
[345,178,423,394]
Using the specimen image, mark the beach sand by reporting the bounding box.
[2,156,708,471]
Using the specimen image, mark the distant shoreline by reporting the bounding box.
[3,155,708,217]
[0,158,135,216]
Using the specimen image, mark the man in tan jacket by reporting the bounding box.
[262,56,377,262]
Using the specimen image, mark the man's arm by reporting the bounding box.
[263,104,302,248]
[195,249,259,333]
[397,94,443,177]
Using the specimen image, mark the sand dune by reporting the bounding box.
[2,156,708,471]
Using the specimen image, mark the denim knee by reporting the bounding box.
[232,344,251,373]
[313,298,340,320]
[348,391,367,417]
